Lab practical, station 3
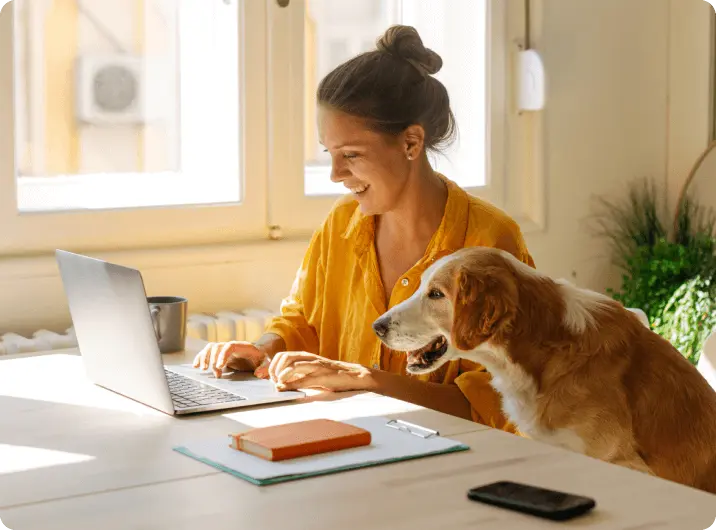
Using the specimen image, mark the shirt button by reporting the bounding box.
[401,278,409,287]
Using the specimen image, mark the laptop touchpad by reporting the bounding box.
[166,363,304,398]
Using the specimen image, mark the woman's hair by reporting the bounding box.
[317,25,457,153]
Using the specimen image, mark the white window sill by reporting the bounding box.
[16,172,241,213]
[0,236,313,280]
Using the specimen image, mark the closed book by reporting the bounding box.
[229,419,372,461]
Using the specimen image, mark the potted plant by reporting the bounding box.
[593,144,716,365]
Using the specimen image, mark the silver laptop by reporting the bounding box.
[55,250,304,415]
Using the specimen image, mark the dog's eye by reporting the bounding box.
[427,288,445,300]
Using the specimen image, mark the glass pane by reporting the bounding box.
[13,0,241,212]
[303,0,487,196]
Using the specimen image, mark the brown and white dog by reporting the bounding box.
[372,246,716,494]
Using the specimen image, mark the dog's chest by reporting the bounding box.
[490,366,541,434]
[490,365,586,454]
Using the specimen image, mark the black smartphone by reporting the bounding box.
[467,481,596,522]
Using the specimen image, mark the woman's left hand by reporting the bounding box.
[268,351,375,392]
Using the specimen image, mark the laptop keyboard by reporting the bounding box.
[164,369,246,409]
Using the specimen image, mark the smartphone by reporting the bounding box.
[467,481,596,522]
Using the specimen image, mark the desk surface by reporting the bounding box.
[1,339,714,530]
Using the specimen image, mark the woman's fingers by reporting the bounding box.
[268,352,316,382]
[192,343,219,371]
[209,343,223,377]
[191,341,262,378]
[277,373,332,392]
[217,342,260,372]
[275,361,323,385]
[192,345,210,369]
[214,342,236,372]
[266,351,282,382]
[253,358,270,379]
[269,352,300,383]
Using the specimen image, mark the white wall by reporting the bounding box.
[0,241,308,336]
[666,0,714,211]
[529,0,713,292]
[0,0,713,336]
[527,0,671,290]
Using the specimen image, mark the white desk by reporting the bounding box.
[1,339,714,529]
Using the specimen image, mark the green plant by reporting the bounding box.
[608,238,708,323]
[592,179,667,270]
[654,272,716,363]
[593,178,716,365]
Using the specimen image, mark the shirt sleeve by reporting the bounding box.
[264,228,324,354]
[453,360,519,433]
[492,219,536,269]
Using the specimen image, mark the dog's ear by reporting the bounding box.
[451,266,516,351]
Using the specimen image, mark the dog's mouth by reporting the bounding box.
[406,335,449,372]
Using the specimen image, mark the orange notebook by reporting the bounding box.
[229,419,372,462]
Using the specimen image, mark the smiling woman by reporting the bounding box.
[316,25,455,219]
[193,24,535,429]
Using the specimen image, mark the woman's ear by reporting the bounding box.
[402,124,426,159]
[450,266,516,351]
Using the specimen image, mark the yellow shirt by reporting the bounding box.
[265,176,535,430]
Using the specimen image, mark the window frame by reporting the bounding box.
[0,0,546,258]
[266,0,545,238]
[0,0,269,257]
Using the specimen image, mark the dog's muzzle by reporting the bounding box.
[372,316,391,338]
[406,336,449,372]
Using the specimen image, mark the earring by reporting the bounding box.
[407,154,413,160]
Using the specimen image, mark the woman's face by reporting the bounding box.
[318,106,419,216]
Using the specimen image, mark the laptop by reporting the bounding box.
[55,249,304,416]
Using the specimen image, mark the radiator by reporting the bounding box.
[0,308,277,356]
[185,309,277,344]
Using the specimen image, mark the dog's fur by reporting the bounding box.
[373,246,716,494]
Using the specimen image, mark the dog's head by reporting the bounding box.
[372,247,519,374]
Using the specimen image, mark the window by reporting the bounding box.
[0,0,541,256]
[14,0,240,211]
[302,0,401,197]
[267,0,520,236]
[303,0,488,196]
[0,0,267,255]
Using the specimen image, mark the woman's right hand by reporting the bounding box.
[192,341,268,380]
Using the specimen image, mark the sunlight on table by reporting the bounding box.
[223,392,423,428]
[0,355,164,416]
[0,444,95,475]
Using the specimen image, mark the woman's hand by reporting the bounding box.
[192,341,267,379]
[268,351,375,392]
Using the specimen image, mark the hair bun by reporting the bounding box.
[376,25,443,77]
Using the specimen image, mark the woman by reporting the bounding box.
[193,25,534,429]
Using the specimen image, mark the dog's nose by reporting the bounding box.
[372,317,391,338]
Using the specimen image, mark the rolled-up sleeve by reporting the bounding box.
[491,219,535,269]
[264,229,324,354]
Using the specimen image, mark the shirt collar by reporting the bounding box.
[341,205,374,256]
[341,174,470,259]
